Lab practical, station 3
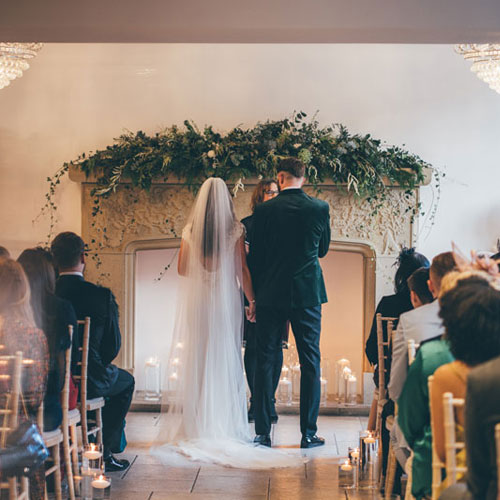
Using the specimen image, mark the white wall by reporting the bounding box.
[2,44,500,260]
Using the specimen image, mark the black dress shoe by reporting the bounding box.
[271,414,279,424]
[105,455,130,472]
[254,435,271,447]
[300,435,325,449]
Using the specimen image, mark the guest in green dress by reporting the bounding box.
[398,338,454,499]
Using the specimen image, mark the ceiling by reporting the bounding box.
[2,0,500,43]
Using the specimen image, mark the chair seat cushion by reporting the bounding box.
[68,408,81,425]
[43,428,63,447]
[86,397,105,411]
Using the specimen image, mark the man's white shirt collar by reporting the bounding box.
[59,271,84,277]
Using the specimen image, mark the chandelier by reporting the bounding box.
[0,43,43,90]
[456,44,500,94]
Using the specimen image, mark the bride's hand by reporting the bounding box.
[246,302,256,323]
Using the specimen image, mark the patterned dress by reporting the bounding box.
[0,316,49,500]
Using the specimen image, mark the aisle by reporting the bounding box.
[109,413,382,499]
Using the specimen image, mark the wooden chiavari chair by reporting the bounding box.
[75,317,105,447]
[38,405,63,499]
[428,375,445,500]
[375,313,397,490]
[0,351,29,500]
[61,325,76,500]
[442,392,466,488]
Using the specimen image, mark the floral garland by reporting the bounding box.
[38,112,434,250]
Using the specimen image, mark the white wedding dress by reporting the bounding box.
[151,178,303,469]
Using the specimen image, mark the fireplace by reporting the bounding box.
[70,167,428,405]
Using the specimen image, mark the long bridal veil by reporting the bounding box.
[151,178,303,469]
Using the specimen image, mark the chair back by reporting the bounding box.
[61,325,74,417]
[442,391,466,487]
[375,313,397,436]
[0,352,29,499]
[74,318,90,402]
[407,339,420,365]
[75,317,91,445]
[0,352,23,447]
[428,375,445,500]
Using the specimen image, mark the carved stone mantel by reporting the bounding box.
[70,166,429,370]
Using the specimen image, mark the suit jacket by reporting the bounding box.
[55,274,121,397]
[388,299,444,401]
[249,188,330,309]
[465,356,500,500]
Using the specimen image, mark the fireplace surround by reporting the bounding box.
[70,167,430,401]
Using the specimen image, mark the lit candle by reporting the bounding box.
[176,342,184,349]
[351,448,359,459]
[282,366,289,376]
[91,475,110,489]
[340,460,352,471]
[172,357,180,366]
[169,372,178,380]
[364,432,376,444]
[83,443,102,460]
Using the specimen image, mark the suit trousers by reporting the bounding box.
[254,305,322,437]
[99,368,135,458]
[244,319,282,414]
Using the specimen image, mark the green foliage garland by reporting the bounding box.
[39,113,434,254]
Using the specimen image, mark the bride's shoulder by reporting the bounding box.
[229,221,244,242]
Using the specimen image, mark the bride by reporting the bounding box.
[152,177,302,469]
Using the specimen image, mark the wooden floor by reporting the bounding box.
[110,413,383,499]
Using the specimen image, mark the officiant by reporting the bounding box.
[241,179,288,424]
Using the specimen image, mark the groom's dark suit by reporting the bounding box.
[249,188,330,437]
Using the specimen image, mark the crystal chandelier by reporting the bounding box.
[0,43,43,90]
[456,44,500,94]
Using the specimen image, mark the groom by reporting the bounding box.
[250,157,331,448]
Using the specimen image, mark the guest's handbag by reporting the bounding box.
[0,421,49,477]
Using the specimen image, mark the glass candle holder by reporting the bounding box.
[91,474,112,499]
[335,358,350,402]
[357,430,379,490]
[338,458,356,488]
[345,373,357,405]
[145,357,161,401]
[277,377,292,406]
[320,377,327,407]
[82,443,103,472]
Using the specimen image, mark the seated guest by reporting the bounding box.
[408,267,434,308]
[241,179,281,422]
[389,251,457,402]
[397,334,454,499]
[51,232,135,472]
[365,247,430,383]
[460,355,500,499]
[431,273,500,500]
[0,257,49,499]
[390,266,434,470]
[17,248,79,431]
[0,246,10,258]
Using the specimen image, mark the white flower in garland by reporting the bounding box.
[207,150,216,159]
